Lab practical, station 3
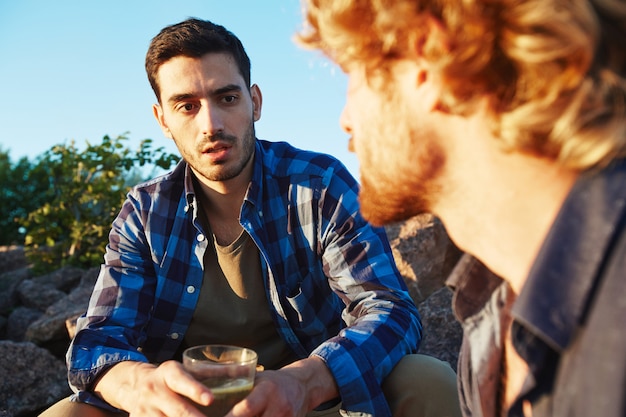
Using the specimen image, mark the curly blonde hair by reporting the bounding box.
[297,0,626,170]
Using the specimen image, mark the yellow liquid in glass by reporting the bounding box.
[196,378,253,417]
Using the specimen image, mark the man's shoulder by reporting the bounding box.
[257,139,350,179]
[126,161,186,209]
[132,160,184,189]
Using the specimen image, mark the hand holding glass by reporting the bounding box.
[183,345,258,417]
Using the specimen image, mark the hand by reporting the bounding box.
[226,357,339,417]
[93,360,212,417]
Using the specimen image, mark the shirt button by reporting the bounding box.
[170,333,179,340]
[186,286,196,294]
[197,234,205,242]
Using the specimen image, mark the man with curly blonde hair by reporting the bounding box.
[298,0,626,416]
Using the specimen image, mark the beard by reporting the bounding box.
[180,121,256,183]
[357,134,445,227]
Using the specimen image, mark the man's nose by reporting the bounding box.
[339,106,352,135]
[200,103,225,136]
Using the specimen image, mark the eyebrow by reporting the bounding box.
[166,84,244,106]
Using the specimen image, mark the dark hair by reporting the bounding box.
[145,18,252,101]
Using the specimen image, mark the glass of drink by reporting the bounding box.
[183,344,258,417]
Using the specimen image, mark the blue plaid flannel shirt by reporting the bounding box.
[67,139,422,416]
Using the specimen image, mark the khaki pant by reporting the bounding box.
[40,354,461,417]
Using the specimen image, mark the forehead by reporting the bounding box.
[156,53,245,99]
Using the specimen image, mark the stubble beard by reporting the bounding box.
[183,122,256,183]
[357,132,445,227]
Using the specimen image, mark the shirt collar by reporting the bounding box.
[447,254,504,322]
[513,160,626,351]
[244,140,264,208]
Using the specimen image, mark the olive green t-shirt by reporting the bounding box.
[179,225,297,370]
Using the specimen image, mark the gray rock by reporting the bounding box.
[0,341,71,417]
[386,215,462,303]
[0,246,28,275]
[16,279,66,311]
[417,287,463,371]
[0,268,31,316]
[25,270,97,345]
[6,307,42,342]
[33,266,85,293]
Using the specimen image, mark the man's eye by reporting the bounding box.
[223,95,238,104]
[175,102,196,113]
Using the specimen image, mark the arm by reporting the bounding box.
[249,156,420,416]
[67,193,157,400]
[67,174,205,413]
[314,163,423,415]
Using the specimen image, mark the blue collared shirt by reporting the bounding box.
[67,139,422,416]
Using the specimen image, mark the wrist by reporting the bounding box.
[283,356,339,410]
[93,361,155,410]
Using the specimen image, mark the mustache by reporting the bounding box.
[202,131,237,143]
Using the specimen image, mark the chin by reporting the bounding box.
[357,140,445,226]
[358,175,430,227]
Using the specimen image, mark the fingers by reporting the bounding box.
[226,371,305,417]
[125,361,212,417]
[227,380,269,417]
[159,360,213,407]
[130,388,203,417]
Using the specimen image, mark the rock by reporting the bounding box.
[16,279,66,312]
[0,268,31,316]
[417,287,463,371]
[32,266,85,294]
[0,316,6,339]
[23,267,98,359]
[0,246,28,275]
[0,341,71,417]
[25,268,98,349]
[6,307,42,342]
[386,215,462,303]
[60,269,101,341]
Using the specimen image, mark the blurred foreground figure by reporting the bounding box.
[298,1,626,416]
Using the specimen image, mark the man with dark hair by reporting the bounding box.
[41,18,460,417]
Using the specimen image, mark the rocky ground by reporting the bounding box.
[0,214,463,416]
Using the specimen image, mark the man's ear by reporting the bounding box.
[412,15,450,113]
[250,84,263,122]
[153,103,173,139]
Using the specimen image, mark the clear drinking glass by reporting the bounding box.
[182,344,258,417]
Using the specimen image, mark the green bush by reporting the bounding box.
[15,134,179,274]
[0,149,51,245]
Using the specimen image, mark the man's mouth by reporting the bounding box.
[200,142,232,163]
[202,142,232,153]
[205,144,230,153]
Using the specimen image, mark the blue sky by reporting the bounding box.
[0,0,359,177]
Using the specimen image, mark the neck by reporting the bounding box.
[192,160,253,221]
[435,116,578,294]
